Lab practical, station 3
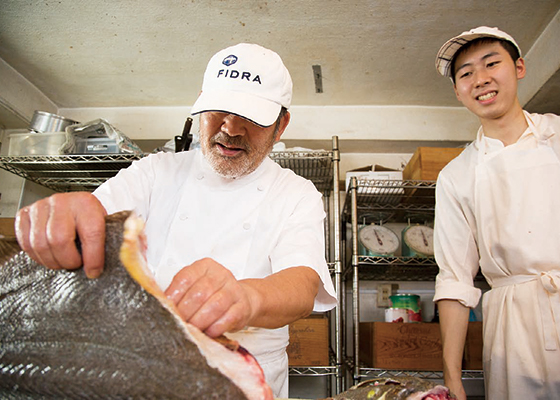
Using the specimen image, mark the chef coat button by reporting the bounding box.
[197,173,204,180]
[257,185,265,191]
[179,213,188,221]
[243,223,251,230]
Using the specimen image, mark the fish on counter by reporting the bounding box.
[0,211,273,400]
[324,377,456,400]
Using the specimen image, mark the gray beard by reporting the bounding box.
[201,143,273,180]
[205,152,257,179]
[201,131,275,179]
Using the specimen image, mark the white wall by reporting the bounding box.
[56,104,479,177]
[0,58,58,126]
[518,8,560,105]
[56,104,480,144]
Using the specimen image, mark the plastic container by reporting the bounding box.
[8,132,67,156]
[385,308,409,323]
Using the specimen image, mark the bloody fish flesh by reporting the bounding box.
[324,377,456,400]
[0,211,273,400]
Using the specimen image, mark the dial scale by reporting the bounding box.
[401,225,434,257]
[358,224,400,257]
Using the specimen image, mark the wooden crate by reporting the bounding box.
[287,316,329,366]
[463,321,483,370]
[359,322,443,371]
[0,218,16,238]
[403,147,464,181]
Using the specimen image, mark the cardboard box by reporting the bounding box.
[463,321,483,370]
[359,322,443,371]
[287,316,329,366]
[403,147,464,181]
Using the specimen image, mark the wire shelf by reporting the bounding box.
[356,367,484,381]
[269,150,334,193]
[343,179,437,223]
[354,256,439,281]
[289,366,338,377]
[0,154,144,192]
[0,151,335,193]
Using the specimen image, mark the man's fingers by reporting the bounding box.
[186,288,230,333]
[15,206,38,261]
[75,214,106,279]
[72,195,107,279]
[165,259,247,335]
[27,200,61,269]
[45,196,84,270]
[174,273,220,323]
[204,301,249,338]
[165,264,205,303]
[15,192,107,279]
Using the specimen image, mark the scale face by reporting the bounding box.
[358,224,399,256]
[402,225,434,257]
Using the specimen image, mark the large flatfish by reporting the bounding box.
[324,377,456,399]
[0,211,272,400]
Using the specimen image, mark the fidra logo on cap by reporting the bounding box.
[222,54,238,66]
[217,54,262,84]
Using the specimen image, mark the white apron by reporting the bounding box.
[474,115,560,399]
[152,154,291,399]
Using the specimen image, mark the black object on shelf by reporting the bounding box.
[174,117,193,152]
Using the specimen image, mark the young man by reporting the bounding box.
[15,43,337,398]
[433,26,560,400]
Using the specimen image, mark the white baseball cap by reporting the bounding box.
[191,43,292,127]
[435,26,522,78]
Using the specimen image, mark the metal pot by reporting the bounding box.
[29,111,79,133]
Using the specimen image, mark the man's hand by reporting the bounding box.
[165,260,321,338]
[15,192,107,279]
[446,381,467,400]
[164,258,255,338]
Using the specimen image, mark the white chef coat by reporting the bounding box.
[93,149,337,398]
[434,111,560,399]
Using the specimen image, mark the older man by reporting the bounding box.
[15,43,337,398]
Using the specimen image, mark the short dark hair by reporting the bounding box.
[273,107,288,136]
[450,37,521,83]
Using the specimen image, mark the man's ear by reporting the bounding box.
[516,57,526,80]
[274,112,291,142]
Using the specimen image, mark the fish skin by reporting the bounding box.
[0,211,270,399]
[324,377,456,400]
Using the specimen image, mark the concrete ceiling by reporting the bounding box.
[1,0,559,114]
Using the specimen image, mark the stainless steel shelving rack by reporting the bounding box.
[342,177,484,386]
[0,136,344,396]
[0,154,144,192]
[271,136,344,396]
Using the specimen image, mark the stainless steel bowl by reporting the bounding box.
[29,111,79,133]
